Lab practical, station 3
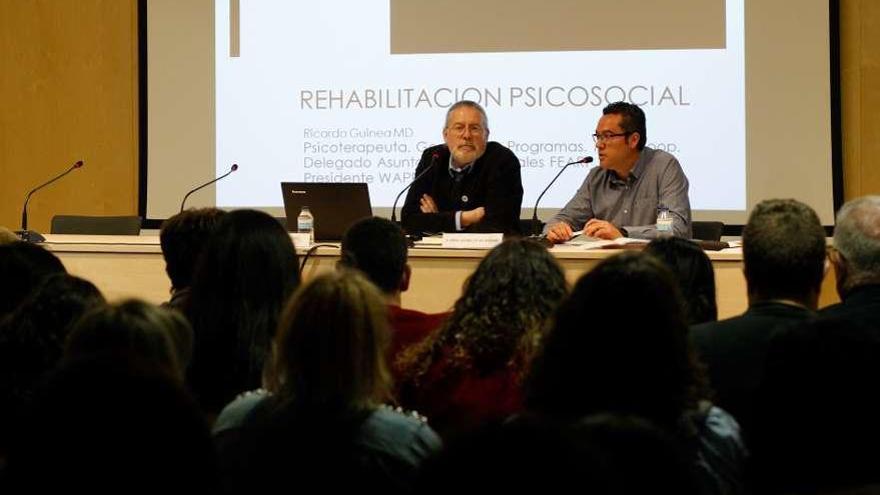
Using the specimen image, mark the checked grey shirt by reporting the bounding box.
[545,147,692,239]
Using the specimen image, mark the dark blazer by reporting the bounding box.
[690,301,815,437]
[401,142,523,235]
[750,313,880,492]
[819,284,880,335]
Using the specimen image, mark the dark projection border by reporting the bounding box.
[137,0,157,229]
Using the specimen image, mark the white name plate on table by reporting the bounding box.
[441,233,503,249]
[290,233,311,249]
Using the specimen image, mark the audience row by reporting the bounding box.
[0,195,878,494]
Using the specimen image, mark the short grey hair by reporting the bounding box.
[834,195,880,284]
[444,100,489,132]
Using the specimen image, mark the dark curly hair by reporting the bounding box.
[398,238,567,381]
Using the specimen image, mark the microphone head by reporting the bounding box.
[231,163,239,172]
[74,160,84,168]
[582,156,594,164]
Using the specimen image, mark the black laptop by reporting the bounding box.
[280,182,373,241]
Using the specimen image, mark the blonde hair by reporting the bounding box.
[269,270,391,410]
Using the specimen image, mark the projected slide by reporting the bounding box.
[215,0,744,210]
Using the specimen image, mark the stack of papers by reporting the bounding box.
[562,232,649,249]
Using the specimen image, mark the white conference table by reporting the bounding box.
[41,234,839,319]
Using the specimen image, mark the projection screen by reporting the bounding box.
[145,0,837,227]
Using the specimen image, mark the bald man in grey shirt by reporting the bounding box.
[545,102,691,242]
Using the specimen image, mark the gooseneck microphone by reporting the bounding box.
[18,159,85,243]
[530,156,593,236]
[179,163,239,212]
[390,152,439,224]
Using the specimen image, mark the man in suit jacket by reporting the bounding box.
[690,199,827,437]
[747,196,880,493]
[822,195,880,331]
[401,100,523,235]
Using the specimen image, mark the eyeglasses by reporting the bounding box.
[448,124,485,136]
[592,131,631,144]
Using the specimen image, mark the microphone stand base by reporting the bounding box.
[16,230,46,243]
[527,234,554,249]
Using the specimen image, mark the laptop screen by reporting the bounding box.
[280,182,372,241]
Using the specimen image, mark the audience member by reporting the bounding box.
[0,242,66,319]
[690,199,826,437]
[213,270,440,493]
[3,356,219,493]
[64,299,192,381]
[823,195,880,330]
[0,274,104,459]
[526,252,746,495]
[646,237,718,325]
[185,209,300,419]
[339,216,449,360]
[395,238,567,439]
[750,316,880,494]
[159,207,227,311]
[417,413,699,494]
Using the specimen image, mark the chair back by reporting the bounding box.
[50,215,142,235]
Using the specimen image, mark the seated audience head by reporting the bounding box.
[339,216,409,299]
[830,195,880,298]
[742,199,826,308]
[159,207,227,295]
[0,242,66,318]
[401,237,567,377]
[0,274,104,454]
[186,209,300,415]
[526,251,707,430]
[4,356,218,492]
[269,269,390,410]
[65,299,192,380]
[417,413,698,494]
[646,237,717,324]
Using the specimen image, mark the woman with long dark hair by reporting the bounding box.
[525,252,746,495]
[395,237,567,438]
[185,209,299,419]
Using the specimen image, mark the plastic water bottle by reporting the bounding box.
[297,206,314,245]
[656,206,673,238]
